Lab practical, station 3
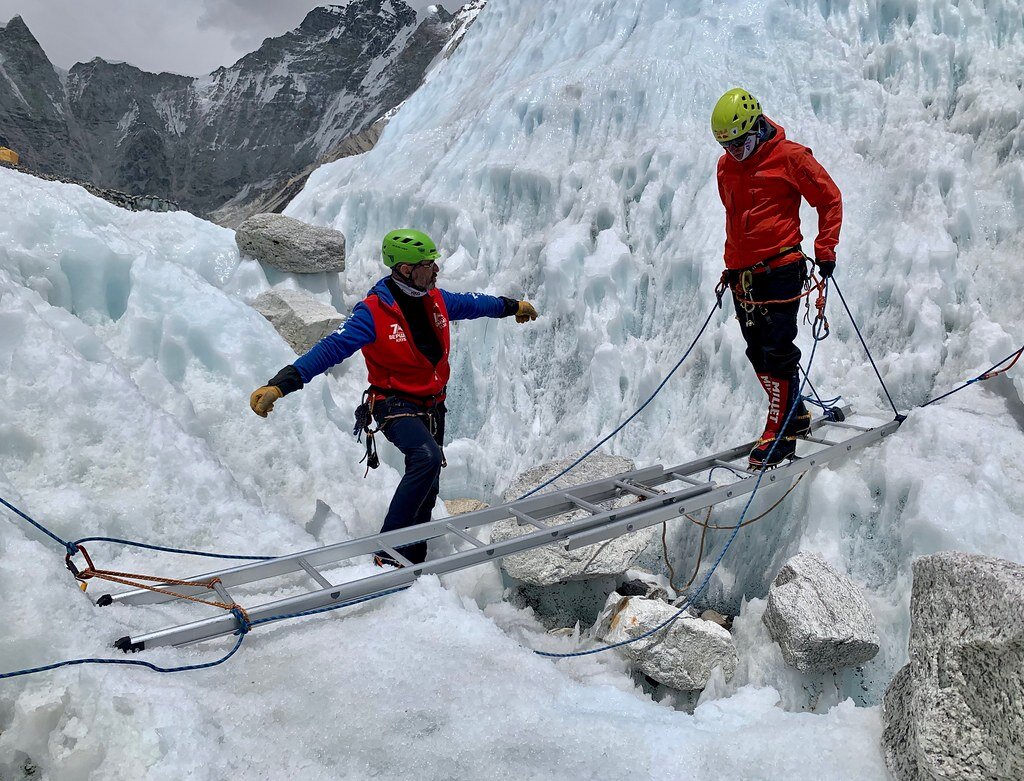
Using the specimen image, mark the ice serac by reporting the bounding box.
[882,552,1024,781]
[762,552,880,672]
[490,451,657,586]
[251,289,345,355]
[235,213,346,274]
[594,593,738,691]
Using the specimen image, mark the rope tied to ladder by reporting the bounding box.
[922,344,1024,407]
[66,544,255,626]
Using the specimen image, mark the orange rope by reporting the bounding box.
[731,275,824,307]
[979,345,1024,381]
[69,544,249,619]
[684,472,806,530]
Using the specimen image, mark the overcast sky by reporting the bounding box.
[0,0,458,76]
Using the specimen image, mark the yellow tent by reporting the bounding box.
[0,147,20,166]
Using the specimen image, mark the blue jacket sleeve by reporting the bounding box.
[293,301,376,383]
[441,289,512,321]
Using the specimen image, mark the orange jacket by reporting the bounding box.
[717,117,842,270]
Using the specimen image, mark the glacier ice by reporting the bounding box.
[2,0,1024,778]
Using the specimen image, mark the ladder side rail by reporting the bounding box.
[649,406,856,489]
[121,481,721,650]
[111,410,857,608]
[106,464,669,607]
[565,419,901,551]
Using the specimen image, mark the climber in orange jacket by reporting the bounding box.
[712,88,843,468]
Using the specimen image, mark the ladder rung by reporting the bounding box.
[800,435,841,447]
[712,460,758,477]
[562,492,603,515]
[211,580,234,604]
[510,509,546,530]
[613,479,660,499]
[382,547,414,568]
[445,523,486,548]
[671,472,711,487]
[297,557,333,590]
[824,420,871,432]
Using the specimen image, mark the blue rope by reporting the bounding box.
[248,586,410,628]
[0,586,407,680]
[519,287,727,500]
[831,278,902,418]
[0,495,274,561]
[72,536,274,562]
[536,283,829,659]
[0,496,78,555]
[0,608,251,680]
[921,344,1024,407]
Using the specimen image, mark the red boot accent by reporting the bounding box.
[749,375,797,468]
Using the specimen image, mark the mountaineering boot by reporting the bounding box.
[787,385,812,437]
[757,372,811,438]
[788,399,812,437]
[749,374,797,469]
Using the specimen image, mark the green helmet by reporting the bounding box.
[381,229,440,268]
[711,88,763,143]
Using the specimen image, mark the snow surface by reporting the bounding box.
[2,0,1024,778]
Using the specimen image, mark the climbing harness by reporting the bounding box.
[353,390,446,476]
[726,253,829,338]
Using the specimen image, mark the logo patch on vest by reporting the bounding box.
[433,312,447,330]
[388,323,408,343]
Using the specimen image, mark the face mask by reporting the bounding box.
[724,133,759,161]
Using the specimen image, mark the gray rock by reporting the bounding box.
[700,609,733,631]
[882,552,1024,781]
[762,551,879,672]
[594,594,738,691]
[616,571,669,601]
[444,498,489,516]
[490,451,657,586]
[251,288,344,354]
[237,214,346,274]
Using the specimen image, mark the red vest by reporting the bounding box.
[361,289,451,399]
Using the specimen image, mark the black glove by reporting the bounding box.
[815,259,836,279]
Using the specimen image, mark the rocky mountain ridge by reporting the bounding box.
[0,1,483,223]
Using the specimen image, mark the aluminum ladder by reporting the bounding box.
[102,409,900,651]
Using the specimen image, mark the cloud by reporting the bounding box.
[196,0,326,55]
[0,0,459,76]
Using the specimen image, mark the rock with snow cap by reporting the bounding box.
[762,551,879,672]
[251,288,345,354]
[444,498,489,516]
[594,593,738,691]
[236,213,346,274]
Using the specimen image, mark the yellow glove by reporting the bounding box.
[515,300,538,324]
[249,385,283,417]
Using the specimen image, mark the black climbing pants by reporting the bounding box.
[372,396,446,565]
[730,260,805,376]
